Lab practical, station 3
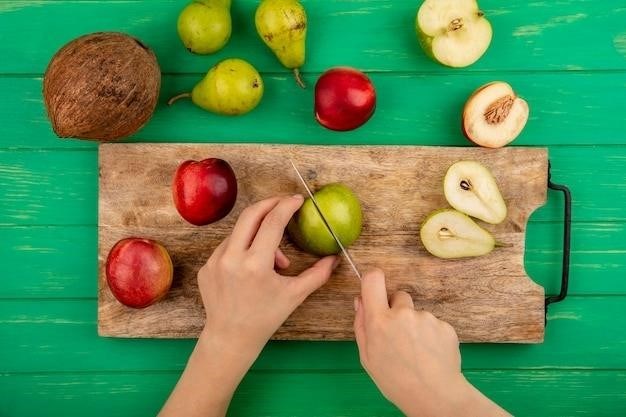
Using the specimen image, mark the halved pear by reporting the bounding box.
[420,209,495,259]
[463,81,529,148]
[444,160,507,224]
[415,0,492,68]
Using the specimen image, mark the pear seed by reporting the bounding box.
[438,227,454,239]
[460,179,472,191]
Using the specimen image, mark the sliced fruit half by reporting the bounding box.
[444,160,507,224]
[463,81,529,148]
[420,209,495,259]
[415,0,492,68]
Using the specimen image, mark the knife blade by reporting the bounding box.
[290,159,362,280]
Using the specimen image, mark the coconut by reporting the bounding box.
[43,32,161,141]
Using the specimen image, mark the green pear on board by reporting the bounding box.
[420,209,495,259]
[287,183,362,256]
[443,160,507,224]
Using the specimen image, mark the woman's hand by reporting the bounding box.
[160,195,338,417]
[354,269,510,417]
[199,194,339,359]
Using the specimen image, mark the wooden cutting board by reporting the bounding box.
[98,144,548,343]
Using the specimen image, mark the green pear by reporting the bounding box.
[255,0,307,88]
[443,160,507,224]
[288,183,362,256]
[420,209,495,259]
[168,58,264,116]
[177,0,232,54]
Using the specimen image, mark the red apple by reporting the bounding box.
[172,158,238,226]
[105,238,173,308]
[314,67,376,131]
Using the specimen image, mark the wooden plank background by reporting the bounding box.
[1,0,626,415]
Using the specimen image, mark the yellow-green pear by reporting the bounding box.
[168,58,264,116]
[255,0,307,88]
[287,183,363,256]
[443,160,507,224]
[420,209,495,259]
[177,0,232,54]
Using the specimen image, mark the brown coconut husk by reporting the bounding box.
[43,32,161,141]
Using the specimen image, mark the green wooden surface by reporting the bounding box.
[1,0,625,415]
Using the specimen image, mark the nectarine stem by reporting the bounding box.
[293,68,306,89]
[167,92,191,106]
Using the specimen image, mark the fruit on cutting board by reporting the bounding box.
[420,209,495,259]
[314,67,376,131]
[256,0,307,88]
[177,0,232,54]
[463,82,529,148]
[173,158,238,226]
[288,183,362,256]
[168,58,264,115]
[105,238,173,308]
[415,0,492,67]
[444,160,507,224]
[43,32,160,141]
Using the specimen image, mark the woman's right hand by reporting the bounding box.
[353,268,510,417]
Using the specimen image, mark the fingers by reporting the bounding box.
[251,195,304,255]
[360,268,389,316]
[229,197,282,250]
[274,248,290,270]
[389,291,414,309]
[287,255,339,301]
[204,237,230,266]
[353,296,366,348]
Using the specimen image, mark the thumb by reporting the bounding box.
[360,268,389,317]
[287,255,339,302]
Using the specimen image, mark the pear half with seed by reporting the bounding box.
[420,209,495,259]
[444,160,507,224]
[415,0,492,67]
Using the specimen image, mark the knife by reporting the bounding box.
[290,159,362,280]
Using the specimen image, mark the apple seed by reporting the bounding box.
[449,18,463,31]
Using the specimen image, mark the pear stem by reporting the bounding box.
[167,92,191,106]
[293,68,306,89]
[495,241,513,248]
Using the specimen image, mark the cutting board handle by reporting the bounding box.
[544,161,572,322]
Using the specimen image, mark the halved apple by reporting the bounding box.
[415,0,492,68]
[444,160,507,224]
[420,209,495,259]
[463,81,529,148]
